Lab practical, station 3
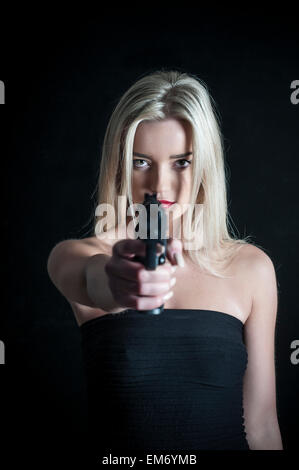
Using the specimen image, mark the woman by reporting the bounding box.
[47,70,283,452]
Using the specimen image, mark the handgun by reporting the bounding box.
[133,192,168,315]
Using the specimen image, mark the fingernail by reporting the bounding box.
[173,252,185,267]
[170,277,176,287]
[163,291,174,301]
[171,266,177,273]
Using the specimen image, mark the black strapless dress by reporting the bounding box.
[80,309,250,452]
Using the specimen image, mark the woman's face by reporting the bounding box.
[131,117,193,234]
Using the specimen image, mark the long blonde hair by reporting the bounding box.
[93,69,254,278]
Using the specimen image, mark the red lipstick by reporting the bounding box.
[159,200,175,207]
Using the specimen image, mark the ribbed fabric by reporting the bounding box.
[80,309,249,452]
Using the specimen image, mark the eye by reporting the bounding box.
[175,159,192,169]
[132,158,192,170]
[133,159,149,169]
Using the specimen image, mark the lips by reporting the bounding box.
[159,200,175,206]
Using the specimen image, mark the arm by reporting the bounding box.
[242,247,283,450]
[47,238,124,313]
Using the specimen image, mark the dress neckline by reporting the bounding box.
[80,308,246,329]
[162,309,245,326]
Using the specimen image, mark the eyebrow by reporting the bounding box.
[133,151,192,160]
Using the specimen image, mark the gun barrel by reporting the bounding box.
[133,193,168,315]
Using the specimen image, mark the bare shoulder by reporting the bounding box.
[86,227,125,254]
[241,243,277,293]
[234,243,276,272]
[231,243,276,287]
[234,243,277,318]
[80,234,114,255]
[53,236,113,259]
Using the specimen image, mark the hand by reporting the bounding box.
[104,238,184,310]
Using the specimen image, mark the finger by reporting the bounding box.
[106,256,146,282]
[116,279,172,297]
[107,258,173,283]
[154,263,175,278]
[121,292,173,311]
[166,238,185,267]
[113,239,146,259]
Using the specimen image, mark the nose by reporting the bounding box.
[148,165,172,197]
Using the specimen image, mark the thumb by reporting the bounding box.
[166,238,185,267]
[114,238,146,259]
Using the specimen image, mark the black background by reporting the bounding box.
[1,5,298,465]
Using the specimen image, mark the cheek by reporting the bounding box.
[131,173,146,200]
[132,172,143,186]
[178,172,192,195]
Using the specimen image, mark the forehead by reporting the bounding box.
[134,118,192,153]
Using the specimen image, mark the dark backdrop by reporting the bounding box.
[1,6,298,464]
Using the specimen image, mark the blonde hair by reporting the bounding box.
[93,69,254,278]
